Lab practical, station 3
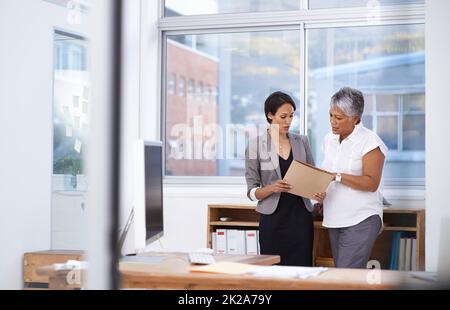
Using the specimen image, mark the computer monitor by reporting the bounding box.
[144,141,164,244]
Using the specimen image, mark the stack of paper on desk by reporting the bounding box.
[190,262,328,279]
[246,266,328,279]
[53,260,88,270]
[283,160,334,199]
[190,261,255,275]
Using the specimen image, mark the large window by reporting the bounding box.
[165,31,300,176]
[307,24,425,180]
[52,31,89,191]
[161,1,425,186]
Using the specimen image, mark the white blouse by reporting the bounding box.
[321,124,388,228]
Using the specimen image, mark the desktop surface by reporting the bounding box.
[119,252,432,290]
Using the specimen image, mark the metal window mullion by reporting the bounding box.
[300,22,306,136]
[304,18,424,29]
[377,111,400,116]
[160,0,165,19]
[373,95,378,133]
[161,25,301,36]
[159,5,425,31]
[300,0,308,10]
[399,95,403,152]
[403,111,425,116]
[161,31,168,175]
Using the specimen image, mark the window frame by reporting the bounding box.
[364,93,425,160]
[158,1,425,188]
[52,29,89,191]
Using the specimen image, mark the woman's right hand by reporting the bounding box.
[270,180,293,193]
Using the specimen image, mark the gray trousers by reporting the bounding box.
[328,215,381,269]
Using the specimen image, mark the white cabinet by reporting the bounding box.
[51,176,88,249]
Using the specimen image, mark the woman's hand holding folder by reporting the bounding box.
[254,180,293,201]
[271,180,293,193]
[313,192,326,203]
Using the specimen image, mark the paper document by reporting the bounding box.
[283,160,334,199]
[246,266,328,279]
[53,260,88,270]
[190,261,255,275]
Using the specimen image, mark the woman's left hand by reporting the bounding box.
[313,192,327,203]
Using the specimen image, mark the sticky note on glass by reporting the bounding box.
[73,96,80,108]
[66,125,73,137]
[74,139,82,153]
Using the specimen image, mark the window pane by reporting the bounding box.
[179,76,186,96]
[168,73,176,95]
[165,30,300,176]
[362,115,373,129]
[377,95,398,112]
[165,0,300,16]
[404,94,425,112]
[197,81,204,100]
[309,0,423,10]
[307,24,425,179]
[188,79,195,97]
[363,95,374,113]
[53,32,89,191]
[378,116,398,149]
[403,115,425,151]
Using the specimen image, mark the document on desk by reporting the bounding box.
[283,160,334,199]
[190,261,255,275]
[246,266,328,279]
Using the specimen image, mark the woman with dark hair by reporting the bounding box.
[245,91,326,266]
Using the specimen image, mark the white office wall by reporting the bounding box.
[425,0,450,272]
[145,186,251,252]
[0,0,87,289]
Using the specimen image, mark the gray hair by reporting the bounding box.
[330,87,364,124]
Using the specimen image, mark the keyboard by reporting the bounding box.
[188,253,216,265]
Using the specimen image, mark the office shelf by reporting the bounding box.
[207,204,425,271]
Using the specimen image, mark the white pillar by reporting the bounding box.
[425,0,450,274]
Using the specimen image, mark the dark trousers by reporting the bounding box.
[328,215,381,268]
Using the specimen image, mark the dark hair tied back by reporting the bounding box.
[264,91,296,123]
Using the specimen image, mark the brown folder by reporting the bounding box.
[283,160,334,199]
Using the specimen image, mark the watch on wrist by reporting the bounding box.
[335,173,342,183]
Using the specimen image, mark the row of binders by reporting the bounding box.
[389,232,417,271]
[211,229,260,255]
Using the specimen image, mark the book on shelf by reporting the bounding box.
[411,238,417,271]
[215,229,227,254]
[398,237,406,271]
[245,230,258,255]
[227,230,246,255]
[389,232,402,270]
[405,238,412,271]
[212,229,260,255]
[390,232,417,271]
[211,232,217,254]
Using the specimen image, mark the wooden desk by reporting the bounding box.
[37,252,433,290]
[120,253,431,290]
[24,250,83,289]
[36,252,279,290]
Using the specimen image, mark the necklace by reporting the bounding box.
[279,139,288,151]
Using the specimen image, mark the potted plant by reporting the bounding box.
[54,156,82,190]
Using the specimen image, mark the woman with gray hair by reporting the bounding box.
[318,86,388,269]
